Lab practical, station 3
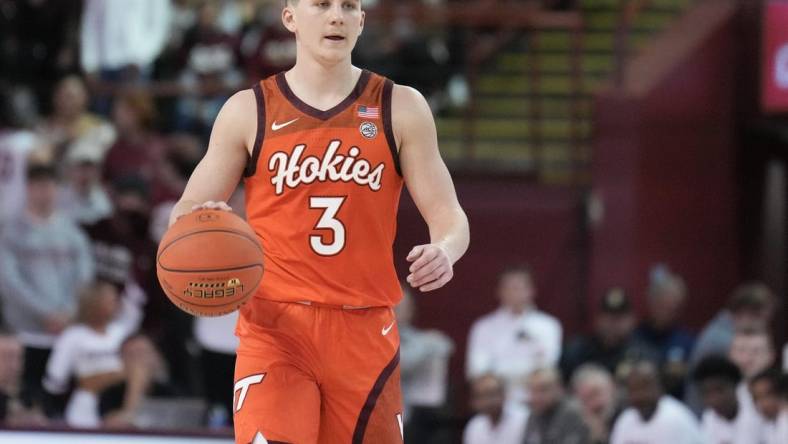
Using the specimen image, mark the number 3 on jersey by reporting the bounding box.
[309,196,346,256]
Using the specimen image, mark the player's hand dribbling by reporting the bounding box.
[170,200,234,226]
[406,244,454,292]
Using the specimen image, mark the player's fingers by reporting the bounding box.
[192,201,215,210]
[406,245,425,262]
[410,268,445,288]
[194,201,233,212]
[419,271,452,292]
[408,259,443,285]
[409,247,438,272]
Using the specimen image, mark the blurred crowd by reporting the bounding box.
[0,1,786,444]
[451,267,788,444]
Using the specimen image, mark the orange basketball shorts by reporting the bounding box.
[232,298,403,444]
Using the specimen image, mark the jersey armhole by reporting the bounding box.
[382,79,403,177]
[244,82,266,178]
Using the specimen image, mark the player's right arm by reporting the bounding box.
[168,89,257,227]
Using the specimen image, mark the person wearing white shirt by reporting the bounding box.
[195,311,239,428]
[729,328,776,422]
[43,281,157,428]
[80,0,172,76]
[692,355,764,444]
[610,360,702,444]
[463,374,528,444]
[466,265,562,404]
[750,368,785,444]
[396,287,454,441]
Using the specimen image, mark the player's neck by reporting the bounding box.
[284,58,361,111]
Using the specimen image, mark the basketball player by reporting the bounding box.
[169,1,469,443]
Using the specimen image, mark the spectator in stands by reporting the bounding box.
[729,327,775,415]
[610,360,702,444]
[0,330,46,426]
[102,90,167,188]
[561,288,659,381]
[692,355,764,444]
[466,264,562,404]
[0,163,94,409]
[690,282,776,370]
[749,368,784,444]
[239,1,297,80]
[82,175,192,395]
[84,175,156,292]
[35,75,116,167]
[635,266,694,397]
[686,282,777,411]
[43,281,158,428]
[571,364,621,444]
[397,286,454,443]
[58,147,112,225]
[523,367,590,444]
[174,2,243,136]
[463,374,528,444]
[80,0,172,86]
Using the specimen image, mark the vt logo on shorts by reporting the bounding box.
[248,431,293,444]
[234,373,266,412]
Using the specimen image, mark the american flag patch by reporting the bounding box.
[357,105,380,119]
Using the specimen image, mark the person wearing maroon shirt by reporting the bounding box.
[102,90,166,188]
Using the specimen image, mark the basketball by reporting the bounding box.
[156,209,263,317]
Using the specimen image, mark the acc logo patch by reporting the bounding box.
[359,121,378,139]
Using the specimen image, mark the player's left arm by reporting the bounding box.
[393,85,470,292]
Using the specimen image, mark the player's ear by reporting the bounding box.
[282,4,296,33]
[358,10,365,36]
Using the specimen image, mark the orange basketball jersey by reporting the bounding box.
[243,70,404,308]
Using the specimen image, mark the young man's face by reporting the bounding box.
[751,379,781,421]
[526,371,562,415]
[470,376,505,418]
[497,272,534,311]
[729,334,774,379]
[626,370,661,421]
[27,177,58,215]
[575,377,615,417]
[699,377,738,420]
[283,0,364,64]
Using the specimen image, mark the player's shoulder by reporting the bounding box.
[223,88,257,115]
[389,83,434,137]
[213,88,259,137]
[390,83,429,111]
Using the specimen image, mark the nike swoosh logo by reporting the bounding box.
[271,118,299,131]
[381,320,396,336]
